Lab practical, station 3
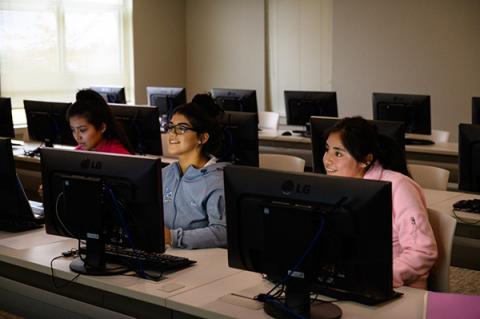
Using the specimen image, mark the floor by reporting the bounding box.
[449,266,480,295]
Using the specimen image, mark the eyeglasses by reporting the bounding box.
[165,123,197,135]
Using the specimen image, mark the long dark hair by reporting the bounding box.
[324,116,410,176]
[171,93,224,158]
[66,89,134,154]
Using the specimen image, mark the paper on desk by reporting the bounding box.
[0,229,69,250]
[426,291,480,319]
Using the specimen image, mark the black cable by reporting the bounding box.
[452,209,480,225]
[50,253,81,289]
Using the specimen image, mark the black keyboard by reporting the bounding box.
[405,138,435,145]
[103,245,196,272]
[453,199,480,213]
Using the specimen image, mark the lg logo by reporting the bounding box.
[80,159,102,170]
[281,180,311,195]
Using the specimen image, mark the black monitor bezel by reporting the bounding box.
[211,88,258,113]
[225,165,397,305]
[472,97,480,125]
[40,148,165,253]
[90,86,126,104]
[458,123,480,192]
[0,97,15,138]
[109,103,162,156]
[24,100,76,145]
[284,90,338,126]
[372,92,431,135]
[217,110,259,167]
[146,86,186,119]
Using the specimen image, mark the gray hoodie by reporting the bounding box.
[162,160,229,249]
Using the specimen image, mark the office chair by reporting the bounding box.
[427,208,457,292]
[408,164,450,191]
[259,153,305,172]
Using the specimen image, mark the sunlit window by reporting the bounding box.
[0,0,133,124]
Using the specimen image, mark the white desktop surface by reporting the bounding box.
[429,192,480,224]
[0,230,238,309]
[168,269,427,319]
[423,188,464,207]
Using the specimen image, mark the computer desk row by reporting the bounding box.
[259,129,459,182]
[1,188,479,319]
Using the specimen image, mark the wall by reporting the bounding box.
[185,0,265,108]
[132,0,186,105]
[332,0,480,141]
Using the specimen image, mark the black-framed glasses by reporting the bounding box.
[165,123,197,135]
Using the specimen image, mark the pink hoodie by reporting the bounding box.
[364,161,438,289]
[75,139,131,155]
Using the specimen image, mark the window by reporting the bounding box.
[0,0,133,124]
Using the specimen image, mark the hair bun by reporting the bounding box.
[76,89,105,104]
[192,93,224,118]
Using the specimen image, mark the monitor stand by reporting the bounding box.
[404,138,435,145]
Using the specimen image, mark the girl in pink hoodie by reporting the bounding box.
[322,116,437,289]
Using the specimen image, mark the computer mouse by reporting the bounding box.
[281,131,292,136]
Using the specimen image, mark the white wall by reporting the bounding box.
[332,0,480,141]
[132,0,186,105]
[268,0,333,114]
[185,0,265,108]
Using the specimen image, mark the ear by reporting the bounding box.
[198,132,210,145]
[100,123,107,134]
[360,153,374,168]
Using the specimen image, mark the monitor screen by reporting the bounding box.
[0,138,43,231]
[284,91,338,127]
[0,97,15,138]
[146,86,186,122]
[109,103,162,155]
[217,111,259,166]
[472,97,480,125]
[310,116,406,174]
[459,123,480,192]
[24,100,76,145]
[41,148,164,275]
[211,88,258,113]
[372,92,431,135]
[225,165,398,317]
[90,86,126,104]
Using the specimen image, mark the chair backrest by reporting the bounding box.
[431,129,450,143]
[427,208,456,292]
[258,111,280,130]
[259,153,305,172]
[407,163,450,190]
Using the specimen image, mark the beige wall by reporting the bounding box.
[132,0,186,105]
[185,0,265,108]
[332,0,480,141]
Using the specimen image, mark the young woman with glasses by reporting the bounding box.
[162,94,228,249]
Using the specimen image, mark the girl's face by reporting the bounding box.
[323,132,369,178]
[69,115,106,151]
[166,113,208,158]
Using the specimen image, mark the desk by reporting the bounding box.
[259,130,459,182]
[0,229,430,319]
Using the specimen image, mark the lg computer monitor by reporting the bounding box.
[310,116,406,174]
[24,100,76,146]
[0,98,15,138]
[146,86,186,122]
[459,123,480,192]
[41,148,164,275]
[0,138,43,231]
[472,97,480,125]
[211,88,258,113]
[225,165,399,318]
[217,111,259,166]
[284,91,338,130]
[90,86,126,104]
[109,104,162,155]
[372,92,431,144]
